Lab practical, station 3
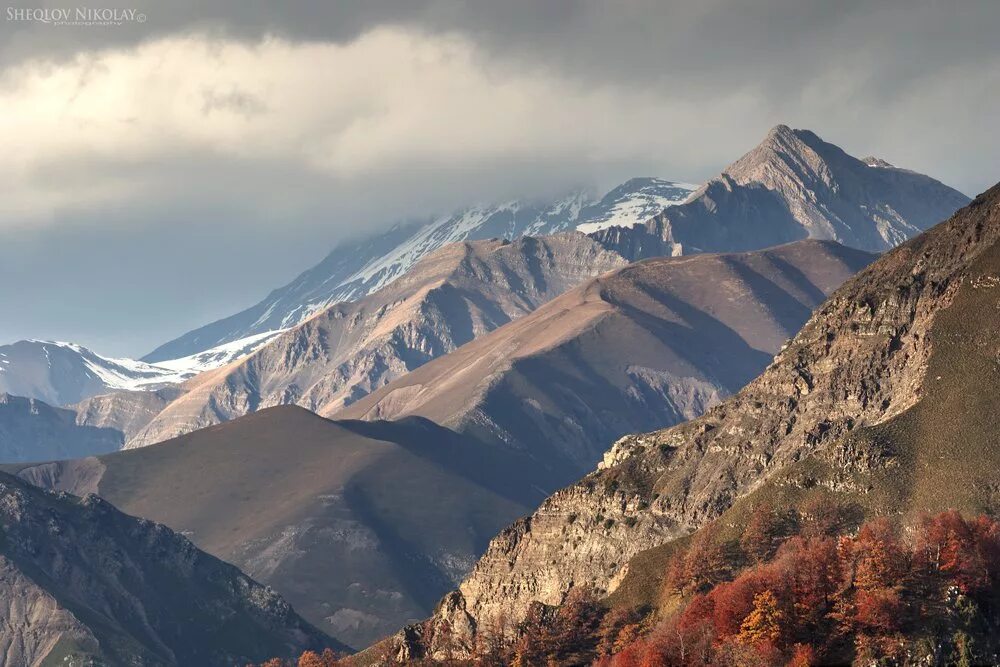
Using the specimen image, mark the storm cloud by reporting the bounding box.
[1,0,997,355]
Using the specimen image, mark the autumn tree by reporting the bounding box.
[850,518,907,590]
[737,590,784,646]
[776,536,840,634]
[916,510,990,593]
[798,496,846,538]
[538,586,604,663]
[297,652,322,667]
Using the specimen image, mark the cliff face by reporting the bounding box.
[399,185,1000,660]
[0,471,341,666]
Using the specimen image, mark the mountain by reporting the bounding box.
[8,406,564,650]
[591,125,970,259]
[341,240,874,481]
[143,179,697,363]
[0,393,122,462]
[385,184,1000,661]
[0,470,340,666]
[0,335,282,406]
[121,234,631,448]
[0,340,183,406]
[33,127,964,451]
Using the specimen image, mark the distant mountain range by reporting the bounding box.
[0,334,282,406]
[591,125,970,260]
[0,179,696,408]
[0,127,971,463]
[110,126,968,450]
[116,233,630,447]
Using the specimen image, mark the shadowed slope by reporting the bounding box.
[9,405,563,650]
[0,393,122,462]
[0,471,338,666]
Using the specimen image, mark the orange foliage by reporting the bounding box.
[786,642,816,667]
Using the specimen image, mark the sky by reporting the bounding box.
[1,0,998,357]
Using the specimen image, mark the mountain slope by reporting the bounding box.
[0,393,122,462]
[341,240,873,480]
[124,234,630,447]
[393,184,1000,661]
[592,125,970,259]
[144,180,697,363]
[8,406,564,650]
[0,470,340,666]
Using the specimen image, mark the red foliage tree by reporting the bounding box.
[853,587,903,633]
[775,536,840,633]
[916,510,990,593]
[849,518,907,590]
[670,522,730,593]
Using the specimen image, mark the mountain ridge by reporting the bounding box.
[143,179,697,363]
[591,124,969,260]
[0,469,342,666]
[339,240,874,480]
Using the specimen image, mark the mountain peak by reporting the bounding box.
[765,123,796,140]
[726,124,821,177]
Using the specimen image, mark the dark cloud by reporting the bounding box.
[0,0,997,355]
